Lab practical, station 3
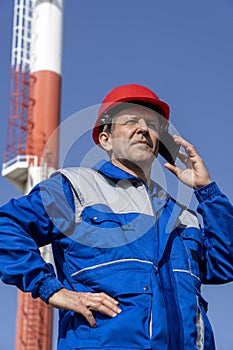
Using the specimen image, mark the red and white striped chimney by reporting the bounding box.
[27,0,63,173]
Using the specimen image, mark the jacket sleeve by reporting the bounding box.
[195,182,233,284]
[0,174,75,302]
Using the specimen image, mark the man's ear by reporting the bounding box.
[98,131,113,151]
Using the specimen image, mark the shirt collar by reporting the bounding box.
[93,159,137,181]
[92,160,170,202]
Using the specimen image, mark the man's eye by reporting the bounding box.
[125,119,138,125]
[148,122,158,129]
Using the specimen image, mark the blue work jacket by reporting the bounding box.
[0,160,233,350]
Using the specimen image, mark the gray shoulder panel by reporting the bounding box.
[54,167,153,217]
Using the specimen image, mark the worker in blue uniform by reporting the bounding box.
[0,84,233,349]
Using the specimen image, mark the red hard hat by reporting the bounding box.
[92,83,170,145]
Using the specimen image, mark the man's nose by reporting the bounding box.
[136,119,149,132]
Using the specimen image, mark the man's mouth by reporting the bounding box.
[134,140,153,148]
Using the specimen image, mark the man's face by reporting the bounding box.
[103,105,162,171]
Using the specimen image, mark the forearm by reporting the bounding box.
[195,182,233,283]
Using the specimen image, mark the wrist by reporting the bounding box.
[38,277,64,303]
[194,178,212,190]
[194,182,220,202]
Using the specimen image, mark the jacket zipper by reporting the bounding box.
[144,183,160,342]
[146,184,170,343]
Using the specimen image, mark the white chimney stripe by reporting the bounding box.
[31,0,63,74]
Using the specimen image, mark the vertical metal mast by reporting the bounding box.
[2,0,64,349]
[3,0,35,192]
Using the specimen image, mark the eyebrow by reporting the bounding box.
[115,114,160,122]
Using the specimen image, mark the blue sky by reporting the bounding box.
[0,0,233,349]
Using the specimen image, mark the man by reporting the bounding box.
[0,83,233,349]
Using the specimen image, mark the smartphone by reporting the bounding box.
[158,131,180,165]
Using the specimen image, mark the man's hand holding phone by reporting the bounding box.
[163,135,211,189]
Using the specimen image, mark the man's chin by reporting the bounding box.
[131,150,156,163]
[124,155,155,168]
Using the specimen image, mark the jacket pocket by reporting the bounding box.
[71,260,154,349]
[196,291,215,350]
[76,206,138,249]
[75,205,157,250]
[82,206,123,227]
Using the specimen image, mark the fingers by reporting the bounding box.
[48,288,122,328]
[80,292,121,316]
[77,292,122,327]
[173,135,198,160]
[81,307,97,328]
[164,135,211,189]
[172,135,202,169]
[177,151,192,168]
[164,162,182,178]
